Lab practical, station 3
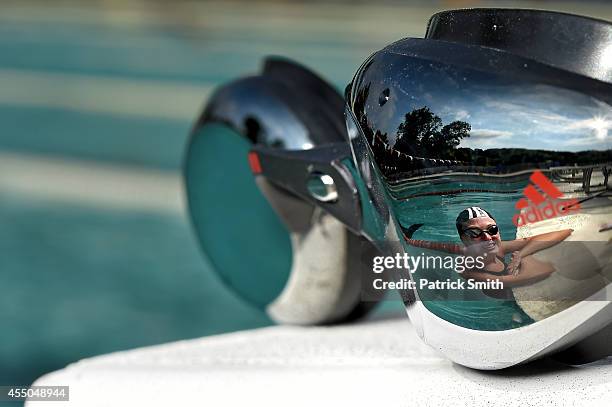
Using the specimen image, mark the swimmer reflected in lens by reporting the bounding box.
[402,206,573,293]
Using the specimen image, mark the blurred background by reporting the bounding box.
[2,0,612,388]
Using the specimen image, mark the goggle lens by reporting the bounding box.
[463,225,499,238]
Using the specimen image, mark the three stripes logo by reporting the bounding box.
[512,170,581,227]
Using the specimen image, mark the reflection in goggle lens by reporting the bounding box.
[346,53,612,331]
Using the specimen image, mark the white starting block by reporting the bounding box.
[28,315,612,406]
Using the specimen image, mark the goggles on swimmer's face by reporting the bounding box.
[462,225,499,239]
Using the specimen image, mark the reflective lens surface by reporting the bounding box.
[347,51,612,331]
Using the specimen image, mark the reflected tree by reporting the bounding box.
[361,102,610,180]
[395,107,470,158]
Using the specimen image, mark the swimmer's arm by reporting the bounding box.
[515,229,573,257]
[501,229,573,254]
[462,267,553,288]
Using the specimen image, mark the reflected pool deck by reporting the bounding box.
[29,316,612,406]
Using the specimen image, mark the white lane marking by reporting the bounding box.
[0,30,380,62]
[0,68,211,121]
[0,2,435,33]
[4,1,609,33]
[0,152,184,214]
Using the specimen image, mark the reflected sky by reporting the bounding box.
[361,54,612,153]
[443,84,611,151]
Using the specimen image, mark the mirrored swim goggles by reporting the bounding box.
[185,8,612,369]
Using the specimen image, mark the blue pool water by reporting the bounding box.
[0,192,273,385]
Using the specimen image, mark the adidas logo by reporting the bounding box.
[512,170,581,226]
